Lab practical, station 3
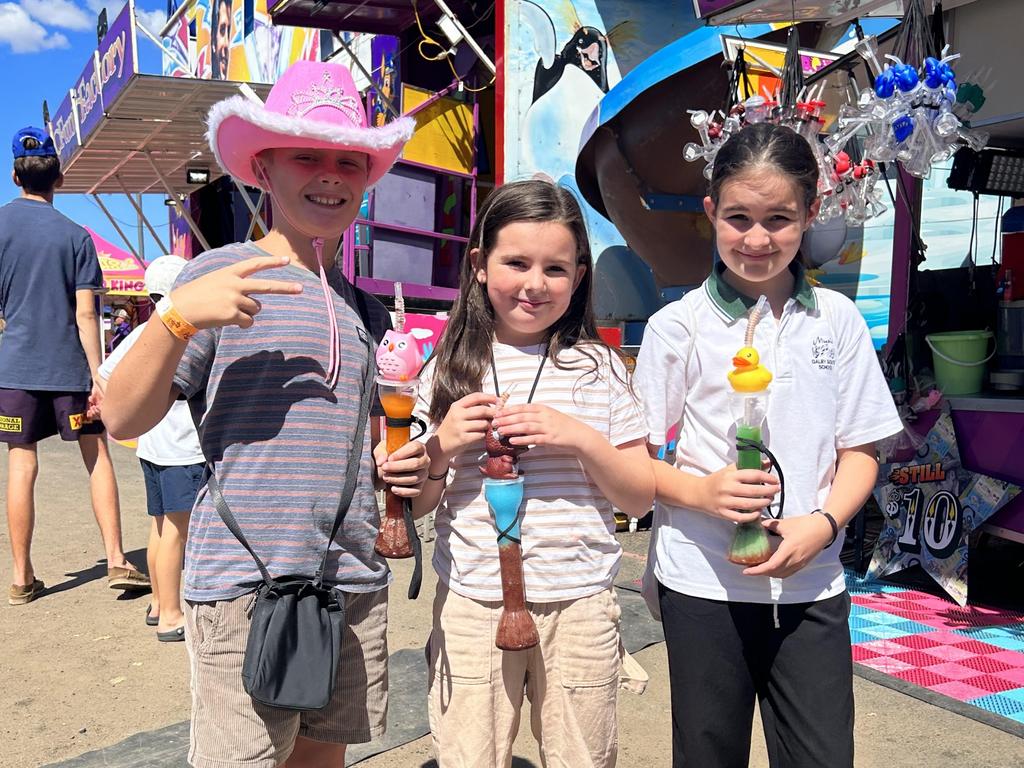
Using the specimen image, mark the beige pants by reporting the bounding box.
[427,582,622,768]
[185,587,389,768]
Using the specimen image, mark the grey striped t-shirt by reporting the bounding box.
[173,243,392,602]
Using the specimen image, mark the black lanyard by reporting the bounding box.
[490,346,548,404]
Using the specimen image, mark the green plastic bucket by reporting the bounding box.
[925,331,995,396]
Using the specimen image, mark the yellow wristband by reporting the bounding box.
[156,296,198,342]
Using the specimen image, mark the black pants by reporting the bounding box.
[659,584,854,768]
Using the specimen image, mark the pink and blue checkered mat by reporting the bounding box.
[847,574,1024,728]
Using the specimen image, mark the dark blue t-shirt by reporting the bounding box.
[0,198,103,391]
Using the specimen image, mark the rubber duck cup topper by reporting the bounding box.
[727,296,786,566]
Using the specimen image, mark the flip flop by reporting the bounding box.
[157,626,185,643]
[8,578,44,606]
[145,605,160,627]
[108,566,151,592]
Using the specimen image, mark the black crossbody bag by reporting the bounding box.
[205,330,374,711]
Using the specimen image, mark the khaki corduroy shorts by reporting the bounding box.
[185,586,389,768]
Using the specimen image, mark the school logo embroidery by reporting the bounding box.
[0,415,23,432]
[811,336,836,371]
[69,413,84,430]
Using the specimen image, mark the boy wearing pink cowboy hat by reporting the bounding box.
[104,61,430,768]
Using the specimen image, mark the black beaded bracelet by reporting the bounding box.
[812,509,839,548]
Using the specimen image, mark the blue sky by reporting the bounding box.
[0,0,172,260]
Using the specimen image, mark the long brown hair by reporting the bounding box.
[427,179,624,424]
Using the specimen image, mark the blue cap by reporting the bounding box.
[12,127,57,159]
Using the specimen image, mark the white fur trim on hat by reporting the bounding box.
[206,95,416,189]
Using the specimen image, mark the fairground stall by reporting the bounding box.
[46,0,489,311]
[572,0,1024,732]
[46,1,1023,575]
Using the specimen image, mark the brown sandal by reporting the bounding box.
[107,566,151,591]
[9,578,44,605]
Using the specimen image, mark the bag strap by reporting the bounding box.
[207,329,376,590]
[315,328,375,585]
[353,287,374,338]
[207,469,277,587]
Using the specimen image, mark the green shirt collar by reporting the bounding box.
[706,260,817,320]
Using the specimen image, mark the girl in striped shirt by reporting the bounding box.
[412,179,654,767]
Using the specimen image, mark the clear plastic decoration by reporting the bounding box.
[684,35,989,226]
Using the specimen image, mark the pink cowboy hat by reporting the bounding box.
[207,60,415,189]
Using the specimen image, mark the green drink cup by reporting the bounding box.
[727,391,773,566]
[728,423,772,565]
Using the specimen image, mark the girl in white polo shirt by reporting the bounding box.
[412,179,654,767]
[633,123,902,768]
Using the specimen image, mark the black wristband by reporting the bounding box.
[427,470,448,482]
[813,509,839,548]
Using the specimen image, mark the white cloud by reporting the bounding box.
[0,3,70,53]
[20,0,92,31]
[86,0,119,18]
[135,7,167,36]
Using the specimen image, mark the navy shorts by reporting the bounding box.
[0,388,105,445]
[141,459,204,516]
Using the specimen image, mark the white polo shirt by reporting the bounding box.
[633,263,902,604]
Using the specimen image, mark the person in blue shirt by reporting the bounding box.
[0,127,149,605]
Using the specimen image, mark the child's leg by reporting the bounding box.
[156,510,190,630]
[153,462,201,632]
[658,582,758,768]
[757,592,854,768]
[427,581,528,768]
[7,443,39,586]
[141,459,165,615]
[146,516,162,615]
[526,588,621,768]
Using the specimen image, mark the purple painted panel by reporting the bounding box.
[372,229,434,285]
[369,35,399,130]
[73,52,103,142]
[692,0,747,18]
[951,409,1024,534]
[373,165,437,232]
[63,1,137,146]
[100,2,137,108]
[49,91,80,166]
[355,278,458,302]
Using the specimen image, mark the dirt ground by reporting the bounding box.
[2,438,1023,767]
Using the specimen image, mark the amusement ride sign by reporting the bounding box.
[48,1,138,165]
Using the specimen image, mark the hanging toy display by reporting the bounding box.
[827,36,989,179]
[726,297,785,566]
[683,26,866,224]
[481,388,540,651]
[373,283,428,593]
[684,1,989,226]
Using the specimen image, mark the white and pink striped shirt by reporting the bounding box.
[416,341,646,603]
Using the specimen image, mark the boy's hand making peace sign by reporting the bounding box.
[171,255,303,330]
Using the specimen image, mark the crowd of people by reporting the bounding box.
[2,59,900,768]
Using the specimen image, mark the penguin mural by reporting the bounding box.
[517,0,632,105]
[515,0,633,181]
[533,24,609,102]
